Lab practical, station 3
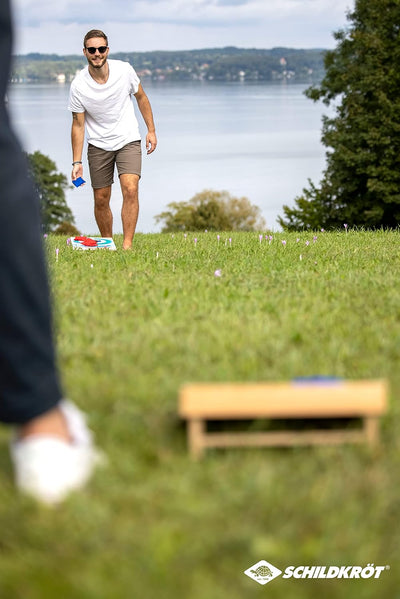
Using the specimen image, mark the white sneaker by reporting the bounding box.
[10,400,104,505]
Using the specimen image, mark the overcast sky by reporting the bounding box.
[12,0,354,56]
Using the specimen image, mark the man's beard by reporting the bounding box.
[88,56,107,69]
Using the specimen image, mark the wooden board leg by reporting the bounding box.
[364,417,379,446]
[188,419,206,459]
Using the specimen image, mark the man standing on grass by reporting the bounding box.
[68,29,157,250]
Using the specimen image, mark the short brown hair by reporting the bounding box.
[83,30,108,48]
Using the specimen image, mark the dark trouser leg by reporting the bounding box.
[0,0,62,424]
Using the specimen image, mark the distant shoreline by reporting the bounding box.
[10,47,326,85]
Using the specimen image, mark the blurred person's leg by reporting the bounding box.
[0,0,102,504]
[0,0,63,426]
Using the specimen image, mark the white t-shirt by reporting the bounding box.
[68,59,141,152]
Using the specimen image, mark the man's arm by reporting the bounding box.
[134,84,157,154]
[71,112,85,181]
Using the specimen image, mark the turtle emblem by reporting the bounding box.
[244,560,283,585]
[250,564,273,580]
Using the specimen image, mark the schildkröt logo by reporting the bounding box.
[244,560,390,586]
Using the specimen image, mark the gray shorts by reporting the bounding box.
[87,141,142,189]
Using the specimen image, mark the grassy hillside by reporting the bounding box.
[0,230,399,598]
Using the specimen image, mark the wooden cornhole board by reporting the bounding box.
[69,236,117,250]
[179,380,388,458]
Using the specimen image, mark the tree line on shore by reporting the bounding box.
[11,46,325,83]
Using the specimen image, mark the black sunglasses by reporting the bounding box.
[86,46,108,54]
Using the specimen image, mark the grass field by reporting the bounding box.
[1,229,399,598]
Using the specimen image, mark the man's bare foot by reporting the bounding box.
[122,243,132,250]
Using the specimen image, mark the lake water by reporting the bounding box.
[7,80,330,233]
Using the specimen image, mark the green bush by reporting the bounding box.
[155,189,266,232]
[53,221,81,236]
